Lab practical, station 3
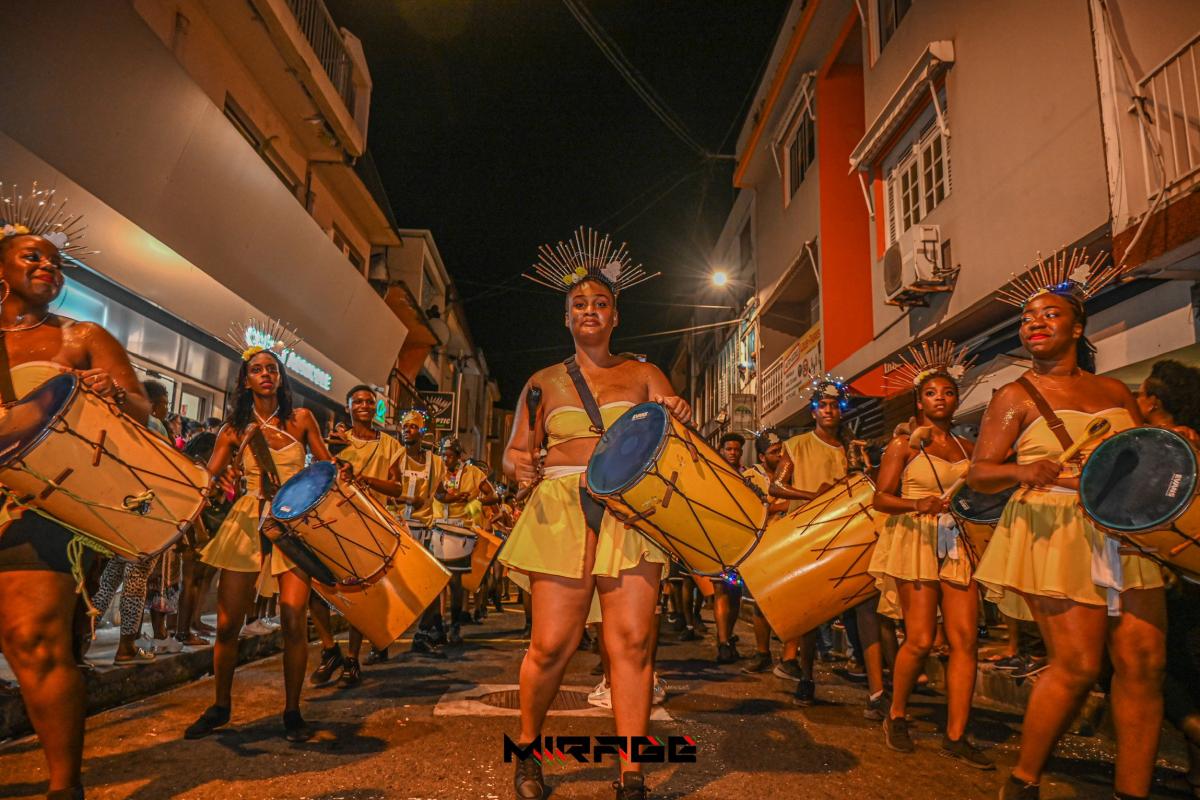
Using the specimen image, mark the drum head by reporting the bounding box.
[0,373,77,467]
[587,402,667,496]
[1081,427,1197,533]
[272,461,337,522]
[951,484,1016,524]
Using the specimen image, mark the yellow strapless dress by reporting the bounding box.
[974,408,1164,621]
[200,434,306,581]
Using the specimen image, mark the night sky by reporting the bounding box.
[324,0,790,405]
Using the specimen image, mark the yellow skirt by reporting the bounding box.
[869,513,973,588]
[199,494,296,579]
[499,472,668,580]
[974,489,1164,621]
[864,516,905,620]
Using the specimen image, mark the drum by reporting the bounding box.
[1079,427,1200,582]
[462,527,503,593]
[0,374,208,560]
[950,484,1017,562]
[270,462,451,649]
[587,402,766,576]
[429,519,478,572]
[738,474,878,641]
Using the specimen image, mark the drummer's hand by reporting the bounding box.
[1172,425,1200,449]
[328,426,350,445]
[1018,459,1062,487]
[337,460,356,482]
[913,496,945,515]
[511,450,539,484]
[79,368,118,397]
[654,394,692,424]
[216,465,240,497]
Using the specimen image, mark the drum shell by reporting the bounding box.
[0,382,206,559]
[283,479,450,650]
[593,413,765,575]
[739,474,878,641]
[429,522,477,572]
[461,528,503,593]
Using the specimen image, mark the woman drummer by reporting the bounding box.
[0,187,150,799]
[184,328,335,743]
[967,250,1165,800]
[868,342,991,768]
[501,228,689,800]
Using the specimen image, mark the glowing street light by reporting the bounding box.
[711,270,729,287]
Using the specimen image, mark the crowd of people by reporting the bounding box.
[0,203,1195,800]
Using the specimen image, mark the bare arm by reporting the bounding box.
[296,409,333,462]
[503,379,539,483]
[768,446,821,501]
[967,382,1058,492]
[77,322,150,425]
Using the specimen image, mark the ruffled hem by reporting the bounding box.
[199,494,297,578]
[869,514,973,587]
[499,473,667,580]
[974,490,1163,619]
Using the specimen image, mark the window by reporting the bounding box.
[331,224,365,270]
[877,0,912,52]
[784,109,816,205]
[223,95,302,201]
[885,124,950,244]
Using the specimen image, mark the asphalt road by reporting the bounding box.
[0,604,1191,799]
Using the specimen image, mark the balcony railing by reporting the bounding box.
[1139,31,1200,201]
[761,353,785,416]
[286,0,356,114]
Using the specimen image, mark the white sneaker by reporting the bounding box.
[652,673,667,705]
[587,678,611,709]
[242,620,275,637]
[261,616,281,630]
[152,636,183,654]
[134,636,155,652]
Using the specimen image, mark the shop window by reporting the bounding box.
[223,95,302,202]
[877,0,912,52]
[784,108,816,206]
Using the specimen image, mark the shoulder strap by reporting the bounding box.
[1016,375,1074,452]
[246,425,283,500]
[563,356,605,434]
[0,333,17,403]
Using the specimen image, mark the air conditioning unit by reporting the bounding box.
[883,224,943,305]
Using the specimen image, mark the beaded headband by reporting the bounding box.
[807,372,850,412]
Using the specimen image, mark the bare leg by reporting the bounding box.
[782,637,800,662]
[212,570,257,708]
[855,602,885,697]
[878,616,899,670]
[308,594,335,650]
[1108,588,1167,796]
[940,580,980,740]
[348,627,364,660]
[753,607,771,656]
[890,580,939,720]
[1012,594,1108,786]
[596,558,662,779]
[713,583,732,645]
[0,572,84,792]
[278,569,313,713]
[798,630,816,677]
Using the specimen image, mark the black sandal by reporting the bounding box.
[613,771,647,799]
[184,705,230,739]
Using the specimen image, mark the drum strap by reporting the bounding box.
[246,426,283,501]
[1016,376,1075,452]
[563,356,605,434]
[0,333,17,403]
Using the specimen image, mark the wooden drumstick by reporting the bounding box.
[1015,417,1111,501]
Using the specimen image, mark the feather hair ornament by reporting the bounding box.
[996,248,1127,309]
[524,226,658,294]
[0,182,93,259]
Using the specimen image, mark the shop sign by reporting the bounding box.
[418,390,456,429]
[244,325,333,390]
[779,325,822,406]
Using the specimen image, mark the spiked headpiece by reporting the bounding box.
[0,182,93,259]
[996,248,1127,309]
[224,317,302,363]
[885,340,976,393]
[524,226,657,294]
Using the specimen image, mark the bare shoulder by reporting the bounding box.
[991,380,1030,406]
[1090,374,1134,404]
[59,318,119,348]
[290,407,319,429]
[530,363,563,387]
[883,434,914,459]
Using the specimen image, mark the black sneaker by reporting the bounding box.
[363,647,389,665]
[428,627,449,647]
[792,678,816,707]
[741,652,773,674]
[940,736,995,770]
[613,771,647,800]
[863,691,889,721]
[716,642,737,664]
[514,754,545,799]
[282,710,312,743]
[184,704,230,739]
[678,627,700,642]
[410,633,448,659]
[1012,656,1050,679]
[447,624,463,645]
[992,654,1024,671]
[998,774,1039,799]
[773,658,804,682]
[883,716,914,753]
[309,645,344,686]
[338,658,362,688]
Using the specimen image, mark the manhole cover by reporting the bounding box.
[476,689,593,711]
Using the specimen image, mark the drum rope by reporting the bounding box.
[669,431,761,528]
[294,510,395,580]
[55,421,208,493]
[646,465,763,534]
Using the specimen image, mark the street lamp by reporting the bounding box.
[711,270,729,287]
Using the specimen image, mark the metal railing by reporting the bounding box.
[285,0,356,115]
[760,352,785,416]
[1139,31,1200,200]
